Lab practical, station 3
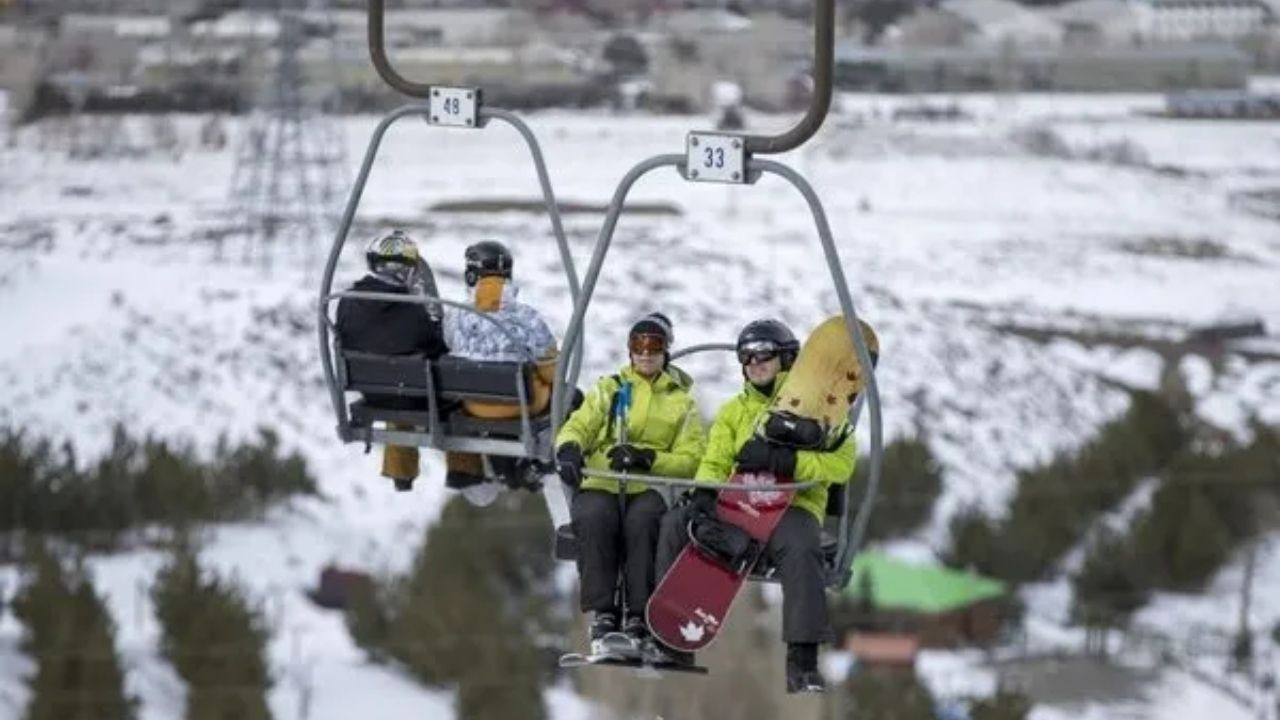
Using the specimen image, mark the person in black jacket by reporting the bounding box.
[335,230,448,490]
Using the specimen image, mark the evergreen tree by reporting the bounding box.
[152,543,274,720]
[12,543,137,720]
[844,670,936,720]
[351,492,561,720]
[864,437,944,542]
[970,689,1033,720]
[945,391,1188,581]
[1071,528,1149,628]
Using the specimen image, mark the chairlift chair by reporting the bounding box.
[547,0,883,588]
[317,0,584,483]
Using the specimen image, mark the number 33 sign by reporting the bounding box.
[686,133,746,184]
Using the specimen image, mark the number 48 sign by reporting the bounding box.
[429,87,479,128]
[686,133,746,184]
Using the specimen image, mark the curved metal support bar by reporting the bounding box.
[324,291,539,363]
[549,154,684,439]
[483,107,585,385]
[669,342,736,362]
[743,0,834,155]
[367,0,432,97]
[750,158,883,586]
[582,469,822,492]
[317,103,580,437]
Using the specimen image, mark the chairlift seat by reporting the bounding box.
[435,355,538,406]
[339,349,549,449]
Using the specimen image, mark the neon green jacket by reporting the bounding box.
[694,371,856,522]
[556,364,706,495]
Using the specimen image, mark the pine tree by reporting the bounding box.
[1071,528,1149,628]
[12,543,137,720]
[361,492,560,720]
[844,670,936,720]
[152,543,274,720]
[970,689,1033,720]
[864,437,944,542]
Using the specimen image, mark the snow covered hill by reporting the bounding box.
[1,94,1279,719]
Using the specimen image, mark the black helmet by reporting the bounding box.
[464,240,513,287]
[736,318,799,370]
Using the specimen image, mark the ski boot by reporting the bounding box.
[785,643,826,694]
[641,636,696,668]
[446,470,499,507]
[588,611,620,656]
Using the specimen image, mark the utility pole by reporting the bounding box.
[229,0,347,273]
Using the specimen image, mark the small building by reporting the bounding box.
[1131,0,1274,42]
[835,41,1249,91]
[839,551,1008,649]
[893,0,1063,49]
[1047,0,1145,47]
[844,632,922,673]
[645,10,813,111]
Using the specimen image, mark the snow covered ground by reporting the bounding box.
[2,93,1279,719]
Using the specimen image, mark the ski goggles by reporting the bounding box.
[628,333,668,356]
[736,341,780,366]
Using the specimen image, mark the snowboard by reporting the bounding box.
[773,316,878,429]
[646,471,794,652]
[645,315,878,655]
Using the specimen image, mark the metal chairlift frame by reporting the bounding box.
[317,0,583,460]
[547,0,882,588]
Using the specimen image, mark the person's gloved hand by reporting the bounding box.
[556,443,584,488]
[607,444,656,472]
[688,487,718,517]
[735,438,797,478]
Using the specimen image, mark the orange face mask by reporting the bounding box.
[474,275,505,312]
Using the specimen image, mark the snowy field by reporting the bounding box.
[1,93,1280,719]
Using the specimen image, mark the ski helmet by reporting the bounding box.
[464,240,514,287]
[365,230,421,287]
[736,318,799,370]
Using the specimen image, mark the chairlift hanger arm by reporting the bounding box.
[742,0,834,155]
[368,0,432,98]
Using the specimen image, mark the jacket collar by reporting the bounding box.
[619,363,693,392]
[468,280,520,309]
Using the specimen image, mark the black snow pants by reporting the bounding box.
[655,503,830,644]
[571,488,667,616]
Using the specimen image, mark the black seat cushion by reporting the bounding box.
[342,351,435,398]
[435,355,535,404]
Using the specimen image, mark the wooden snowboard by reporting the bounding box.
[773,316,879,428]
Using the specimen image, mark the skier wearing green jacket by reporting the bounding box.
[555,312,706,654]
[654,318,856,693]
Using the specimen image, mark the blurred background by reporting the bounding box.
[1,1,1279,719]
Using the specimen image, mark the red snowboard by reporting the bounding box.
[646,471,794,653]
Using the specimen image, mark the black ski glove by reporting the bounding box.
[607,444,656,472]
[556,443,584,488]
[688,487,718,517]
[735,438,797,478]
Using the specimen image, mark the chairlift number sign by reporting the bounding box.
[686,133,746,184]
[429,87,478,128]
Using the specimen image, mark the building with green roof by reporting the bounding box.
[839,551,1009,648]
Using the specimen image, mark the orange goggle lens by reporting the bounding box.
[628,333,668,356]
